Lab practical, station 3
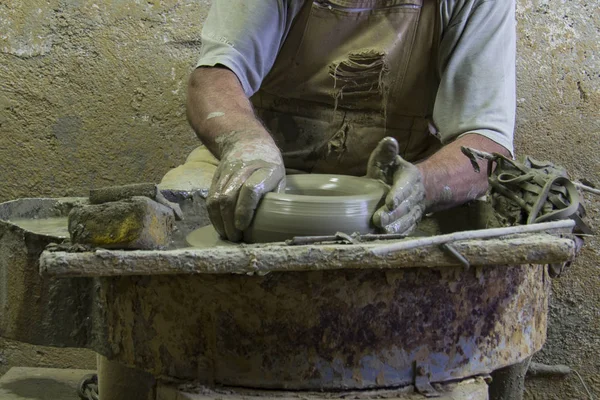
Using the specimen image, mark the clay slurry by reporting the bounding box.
[7,217,70,237]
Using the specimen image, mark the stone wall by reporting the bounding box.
[0,0,209,378]
[515,1,600,399]
[0,0,598,398]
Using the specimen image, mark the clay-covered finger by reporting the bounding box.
[206,169,227,238]
[235,166,285,231]
[209,163,245,240]
[377,181,424,225]
[385,164,423,209]
[219,167,260,241]
[381,205,424,235]
[274,176,287,193]
[366,137,399,182]
[373,185,424,227]
[374,197,411,228]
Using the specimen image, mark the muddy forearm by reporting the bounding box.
[186,66,275,158]
[416,134,511,212]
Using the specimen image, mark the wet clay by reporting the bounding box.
[184,175,388,245]
[243,174,388,243]
[186,225,234,249]
[7,217,70,237]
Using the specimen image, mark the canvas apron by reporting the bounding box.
[251,0,441,176]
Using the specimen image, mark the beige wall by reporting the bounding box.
[0,0,209,379]
[0,0,598,398]
[0,0,206,201]
[515,2,600,399]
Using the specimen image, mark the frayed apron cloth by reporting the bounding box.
[162,0,441,192]
[252,0,441,175]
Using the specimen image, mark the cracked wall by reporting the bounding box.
[0,0,598,398]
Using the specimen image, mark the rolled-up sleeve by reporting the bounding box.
[434,0,516,155]
[196,1,299,97]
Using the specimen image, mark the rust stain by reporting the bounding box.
[99,263,549,389]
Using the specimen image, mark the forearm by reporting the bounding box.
[186,66,276,158]
[416,134,511,212]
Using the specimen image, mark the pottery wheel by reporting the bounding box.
[187,174,388,245]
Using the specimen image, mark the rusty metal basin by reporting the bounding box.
[0,195,575,392]
[90,263,549,390]
[0,197,96,348]
[34,198,572,391]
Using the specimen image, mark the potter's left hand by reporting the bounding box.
[367,137,426,234]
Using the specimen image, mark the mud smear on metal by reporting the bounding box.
[97,263,549,389]
[0,198,95,350]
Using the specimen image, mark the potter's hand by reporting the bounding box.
[367,137,425,234]
[207,130,285,242]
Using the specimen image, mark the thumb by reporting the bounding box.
[367,137,399,182]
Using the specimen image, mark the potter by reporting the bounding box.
[186,0,516,242]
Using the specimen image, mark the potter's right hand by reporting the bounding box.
[207,130,286,242]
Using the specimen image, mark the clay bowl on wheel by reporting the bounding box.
[243,174,388,243]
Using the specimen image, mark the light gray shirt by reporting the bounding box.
[196,0,516,154]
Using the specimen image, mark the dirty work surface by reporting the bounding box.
[40,233,574,277]
[0,367,96,400]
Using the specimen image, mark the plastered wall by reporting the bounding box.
[515,2,600,399]
[0,0,209,379]
[0,1,598,398]
[0,0,206,199]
